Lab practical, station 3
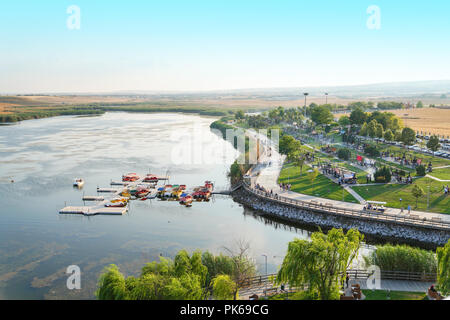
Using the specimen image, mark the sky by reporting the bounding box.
[1,0,450,93]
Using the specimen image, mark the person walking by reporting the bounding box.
[346,273,350,288]
[407,205,411,215]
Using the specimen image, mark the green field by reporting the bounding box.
[362,290,427,300]
[278,162,358,203]
[352,177,450,214]
[429,167,450,180]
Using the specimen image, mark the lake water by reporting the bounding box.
[0,112,314,300]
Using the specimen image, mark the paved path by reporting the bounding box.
[239,277,432,300]
[248,131,450,224]
[426,174,450,182]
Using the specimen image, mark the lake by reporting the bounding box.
[0,112,313,299]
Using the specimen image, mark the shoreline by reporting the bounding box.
[232,188,450,248]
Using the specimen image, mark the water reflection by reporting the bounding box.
[0,113,312,300]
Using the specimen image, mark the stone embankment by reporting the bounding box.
[232,188,450,247]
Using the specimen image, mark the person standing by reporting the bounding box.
[346,273,350,288]
[407,205,411,214]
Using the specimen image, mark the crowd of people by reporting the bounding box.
[279,183,291,191]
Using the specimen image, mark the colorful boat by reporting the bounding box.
[73,178,84,188]
[122,173,140,182]
[179,193,193,207]
[143,174,158,183]
[105,200,127,207]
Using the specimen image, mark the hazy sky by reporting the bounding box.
[1,0,450,93]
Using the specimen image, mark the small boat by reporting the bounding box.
[140,189,157,201]
[73,178,84,188]
[179,194,193,207]
[122,173,140,182]
[110,197,129,204]
[105,200,127,207]
[143,174,158,183]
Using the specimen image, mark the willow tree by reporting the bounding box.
[212,274,237,300]
[276,228,363,300]
[96,264,128,300]
[437,239,450,296]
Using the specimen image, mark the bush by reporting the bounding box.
[337,148,351,161]
[364,244,437,273]
[374,166,391,183]
[364,145,380,157]
[416,165,426,176]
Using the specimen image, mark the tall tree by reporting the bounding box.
[427,135,441,155]
[212,275,237,300]
[436,239,450,296]
[401,127,416,146]
[96,264,128,300]
[277,228,363,300]
[411,184,424,208]
[223,239,257,300]
[349,108,367,125]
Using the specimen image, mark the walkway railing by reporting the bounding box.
[242,269,437,287]
[240,181,450,231]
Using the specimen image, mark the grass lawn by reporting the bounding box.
[362,289,427,300]
[429,167,450,180]
[278,162,358,203]
[352,177,450,214]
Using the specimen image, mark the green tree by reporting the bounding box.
[384,129,394,142]
[416,101,424,108]
[96,264,128,300]
[277,229,363,300]
[338,116,351,127]
[376,123,384,138]
[359,122,368,136]
[337,148,351,161]
[310,105,334,125]
[401,127,416,146]
[212,275,237,300]
[235,110,245,119]
[349,108,367,125]
[279,135,301,155]
[411,184,424,208]
[367,120,378,138]
[427,135,441,154]
[436,240,450,296]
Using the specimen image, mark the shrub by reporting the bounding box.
[374,166,391,183]
[364,145,380,157]
[364,244,437,273]
[416,165,426,176]
[337,148,351,161]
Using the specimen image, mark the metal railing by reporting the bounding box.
[241,181,450,231]
[242,269,437,288]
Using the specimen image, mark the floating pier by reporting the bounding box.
[82,195,105,201]
[97,187,120,193]
[59,205,128,216]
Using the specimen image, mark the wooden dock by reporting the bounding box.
[97,187,120,193]
[82,195,105,201]
[59,205,128,216]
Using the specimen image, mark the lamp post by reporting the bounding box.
[262,254,268,295]
[325,92,328,104]
[303,92,309,117]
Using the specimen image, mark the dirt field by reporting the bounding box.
[389,108,450,137]
[339,107,450,137]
